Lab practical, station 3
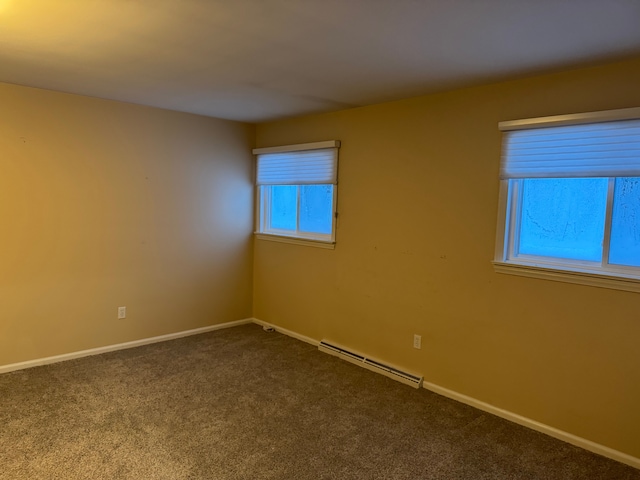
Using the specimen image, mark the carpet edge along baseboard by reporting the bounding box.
[252,318,640,471]
[0,318,253,375]
[1,316,638,471]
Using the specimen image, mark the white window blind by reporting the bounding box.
[256,148,338,185]
[500,117,640,179]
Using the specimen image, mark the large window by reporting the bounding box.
[253,141,339,247]
[494,107,640,291]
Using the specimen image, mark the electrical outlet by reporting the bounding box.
[117,306,126,319]
[413,334,421,349]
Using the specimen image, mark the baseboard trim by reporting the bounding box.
[251,318,320,346]
[2,317,637,469]
[253,318,639,469]
[422,380,640,470]
[0,318,253,375]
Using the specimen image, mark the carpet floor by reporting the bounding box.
[1,323,638,479]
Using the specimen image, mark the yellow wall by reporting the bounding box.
[3,56,640,460]
[254,58,640,458]
[0,82,254,366]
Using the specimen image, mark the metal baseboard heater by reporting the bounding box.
[318,340,423,389]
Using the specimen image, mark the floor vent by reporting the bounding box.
[318,341,423,389]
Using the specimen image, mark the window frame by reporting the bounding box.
[253,141,339,249]
[493,107,640,293]
[257,184,337,245]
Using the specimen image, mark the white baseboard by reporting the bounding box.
[2,316,638,469]
[0,318,253,375]
[251,318,319,346]
[252,317,639,470]
[422,380,640,470]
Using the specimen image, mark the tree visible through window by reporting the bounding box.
[496,109,640,284]
[511,177,640,267]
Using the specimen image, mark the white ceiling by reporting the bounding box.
[1,0,639,123]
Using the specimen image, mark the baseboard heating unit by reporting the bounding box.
[318,340,423,389]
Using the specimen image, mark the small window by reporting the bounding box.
[494,108,640,291]
[253,141,339,247]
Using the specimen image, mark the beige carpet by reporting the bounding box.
[1,323,638,479]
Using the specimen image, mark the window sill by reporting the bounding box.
[255,233,335,250]
[492,261,640,293]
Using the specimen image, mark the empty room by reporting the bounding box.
[1,1,640,478]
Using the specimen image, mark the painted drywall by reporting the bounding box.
[0,82,254,366]
[254,57,640,458]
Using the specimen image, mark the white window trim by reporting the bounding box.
[255,233,336,249]
[498,106,640,131]
[253,141,339,249]
[255,184,337,247]
[494,107,640,293]
[253,140,340,155]
[492,261,640,294]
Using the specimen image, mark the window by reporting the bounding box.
[494,107,640,292]
[253,141,339,248]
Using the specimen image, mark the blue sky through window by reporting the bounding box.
[270,185,296,230]
[300,185,333,234]
[517,178,608,262]
[268,185,333,234]
[609,177,640,267]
